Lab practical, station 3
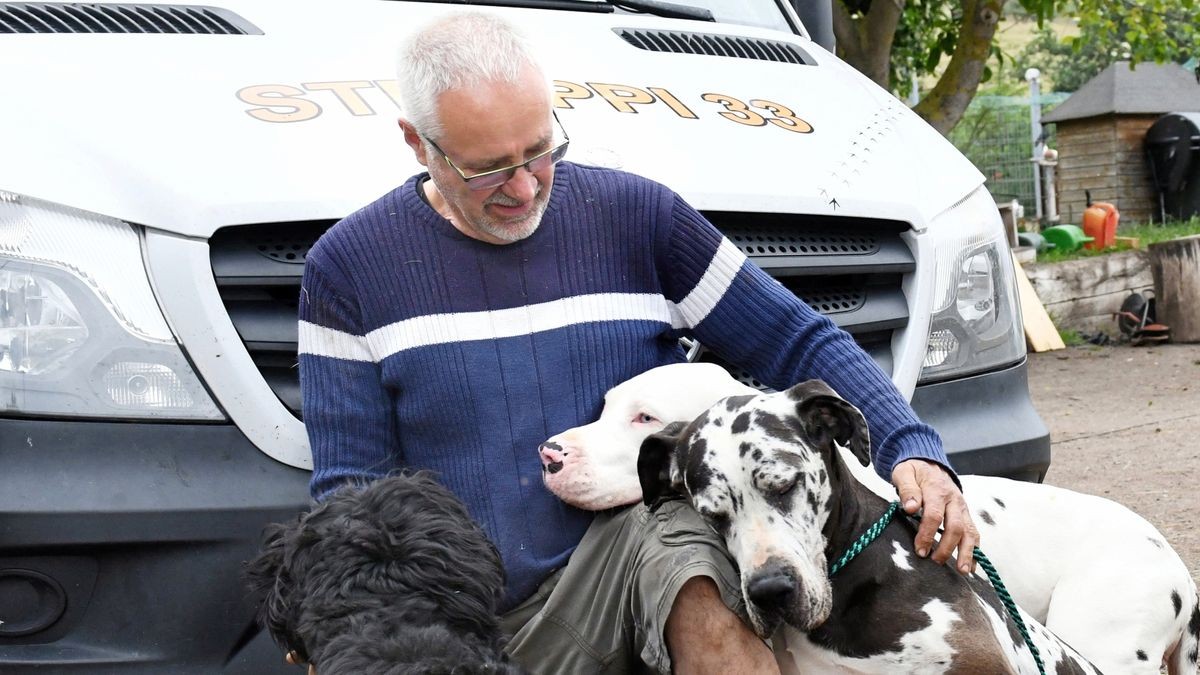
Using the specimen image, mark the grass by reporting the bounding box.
[1057,327,1085,346]
[1030,217,1200,264]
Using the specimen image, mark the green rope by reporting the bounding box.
[828,501,1045,675]
[973,547,1045,675]
[828,501,899,576]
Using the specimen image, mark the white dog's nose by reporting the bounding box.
[539,442,566,474]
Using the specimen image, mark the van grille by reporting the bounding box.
[209,215,912,416]
[698,213,911,390]
[615,28,812,64]
[0,3,261,34]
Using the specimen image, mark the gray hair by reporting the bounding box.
[396,11,547,140]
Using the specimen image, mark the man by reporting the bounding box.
[298,11,978,673]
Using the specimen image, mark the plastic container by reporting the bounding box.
[1081,199,1119,250]
[1017,232,1052,252]
[1041,225,1094,253]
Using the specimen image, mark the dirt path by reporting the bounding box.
[1027,343,1200,590]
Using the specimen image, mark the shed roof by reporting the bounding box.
[1042,61,1200,123]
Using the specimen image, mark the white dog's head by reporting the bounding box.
[637,381,872,637]
[538,362,755,510]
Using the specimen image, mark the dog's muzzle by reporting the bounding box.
[747,569,797,612]
[745,561,811,636]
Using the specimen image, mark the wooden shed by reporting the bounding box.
[1042,62,1200,225]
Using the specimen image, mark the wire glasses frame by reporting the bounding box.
[424,113,570,191]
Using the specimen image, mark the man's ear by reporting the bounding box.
[637,421,688,510]
[787,380,872,466]
[397,118,429,167]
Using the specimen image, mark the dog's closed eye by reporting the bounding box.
[777,475,798,496]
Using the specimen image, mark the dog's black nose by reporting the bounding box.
[746,571,796,609]
[545,461,564,474]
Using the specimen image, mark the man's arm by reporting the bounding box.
[654,193,977,572]
[299,249,399,500]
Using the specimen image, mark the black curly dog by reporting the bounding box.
[244,472,524,674]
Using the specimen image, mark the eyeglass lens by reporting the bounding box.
[464,142,569,191]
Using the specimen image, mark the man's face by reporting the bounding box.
[409,66,557,244]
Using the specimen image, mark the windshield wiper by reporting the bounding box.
[603,0,714,21]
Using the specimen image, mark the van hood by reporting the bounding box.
[0,0,982,237]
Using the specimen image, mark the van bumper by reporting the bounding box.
[910,358,1051,483]
[0,418,308,674]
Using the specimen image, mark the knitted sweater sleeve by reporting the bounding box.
[298,241,399,499]
[654,191,954,483]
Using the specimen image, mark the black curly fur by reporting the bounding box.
[318,615,526,675]
[243,471,520,672]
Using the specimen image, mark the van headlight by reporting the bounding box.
[919,187,1025,384]
[1,191,223,419]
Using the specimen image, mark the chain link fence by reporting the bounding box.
[947,93,1070,215]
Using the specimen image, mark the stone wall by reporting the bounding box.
[1021,250,1154,334]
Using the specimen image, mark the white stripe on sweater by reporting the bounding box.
[366,293,673,360]
[298,248,747,362]
[299,321,374,362]
[671,238,748,327]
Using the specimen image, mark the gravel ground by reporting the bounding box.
[1027,342,1200,591]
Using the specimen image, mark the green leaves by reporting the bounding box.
[833,0,1196,132]
[1013,0,1198,92]
[1075,0,1196,66]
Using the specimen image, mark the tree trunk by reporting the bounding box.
[912,0,1002,135]
[832,0,906,89]
[1148,235,1200,342]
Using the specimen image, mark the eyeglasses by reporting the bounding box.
[424,114,570,191]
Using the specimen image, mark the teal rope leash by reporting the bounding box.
[973,547,1045,675]
[828,501,899,576]
[828,501,1045,675]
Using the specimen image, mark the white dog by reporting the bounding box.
[539,362,1200,674]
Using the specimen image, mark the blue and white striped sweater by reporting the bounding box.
[298,162,948,610]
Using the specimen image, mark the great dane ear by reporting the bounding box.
[787,380,872,466]
[637,421,688,511]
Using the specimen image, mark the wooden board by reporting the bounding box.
[1011,252,1066,352]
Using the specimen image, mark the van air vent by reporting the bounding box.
[614,28,811,65]
[0,3,261,34]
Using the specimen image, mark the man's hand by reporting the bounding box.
[891,459,978,574]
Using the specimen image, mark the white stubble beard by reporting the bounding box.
[474,187,550,243]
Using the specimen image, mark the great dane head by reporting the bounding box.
[637,380,871,638]
[538,362,756,510]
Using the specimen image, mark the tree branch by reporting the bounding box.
[833,0,906,88]
[831,0,859,61]
[914,0,1003,135]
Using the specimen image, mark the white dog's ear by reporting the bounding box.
[787,380,872,466]
[637,421,687,510]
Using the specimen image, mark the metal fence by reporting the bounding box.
[948,93,1070,215]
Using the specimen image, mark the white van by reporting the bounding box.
[0,0,1047,670]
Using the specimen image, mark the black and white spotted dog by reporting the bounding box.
[244,472,524,674]
[637,381,1102,674]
